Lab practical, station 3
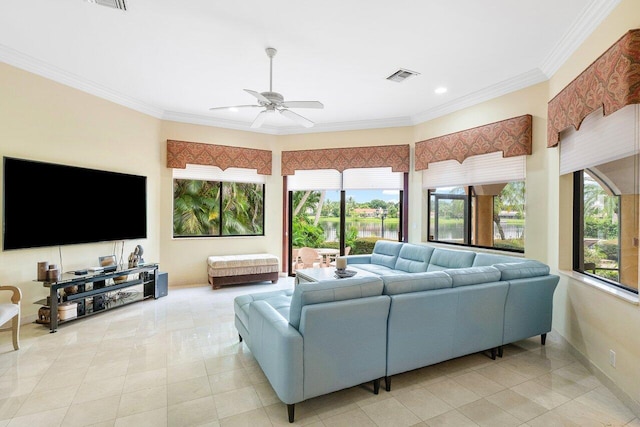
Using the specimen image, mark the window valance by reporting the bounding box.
[281,144,410,176]
[547,28,640,148]
[414,115,532,171]
[166,140,272,175]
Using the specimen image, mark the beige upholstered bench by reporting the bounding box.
[207,254,279,289]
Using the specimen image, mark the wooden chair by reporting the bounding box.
[0,286,21,350]
[298,247,324,268]
[292,249,301,272]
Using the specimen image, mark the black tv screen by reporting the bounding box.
[3,157,147,250]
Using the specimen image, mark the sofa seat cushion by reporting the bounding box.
[370,241,403,269]
[494,261,550,280]
[234,289,294,331]
[427,248,477,271]
[289,277,384,329]
[382,271,452,295]
[394,244,435,273]
[445,266,501,287]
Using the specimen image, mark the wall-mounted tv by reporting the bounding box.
[3,157,147,250]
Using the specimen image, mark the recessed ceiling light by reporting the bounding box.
[435,87,447,94]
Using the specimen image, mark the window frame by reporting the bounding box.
[427,184,525,254]
[172,179,266,238]
[572,170,636,294]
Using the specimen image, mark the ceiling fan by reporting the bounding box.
[209,47,324,128]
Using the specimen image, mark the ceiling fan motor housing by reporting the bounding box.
[260,91,284,106]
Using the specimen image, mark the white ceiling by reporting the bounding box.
[0,0,620,135]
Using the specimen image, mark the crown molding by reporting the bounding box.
[540,0,621,77]
[0,44,164,118]
[163,111,414,135]
[161,111,280,135]
[273,116,414,135]
[0,0,623,136]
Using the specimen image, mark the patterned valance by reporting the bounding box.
[547,28,640,148]
[414,115,532,171]
[167,140,272,175]
[281,144,410,176]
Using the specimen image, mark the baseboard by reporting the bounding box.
[555,330,640,418]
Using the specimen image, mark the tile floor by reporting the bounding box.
[0,277,638,426]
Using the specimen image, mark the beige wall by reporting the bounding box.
[1,0,639,411]
[0,62,162,321]
[159,124,414,286]
[159,121,279,286]
[549,0,640,412]
[412,82,551,262]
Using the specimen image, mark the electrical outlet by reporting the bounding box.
[609,349,616,367]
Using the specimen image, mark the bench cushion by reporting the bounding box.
[208,254,279,277]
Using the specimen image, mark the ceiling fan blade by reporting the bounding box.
[280,109,314,128]
[281,101,324,109]
[209,104,261,111]
[251,110,270,128]
[244,89,270,104]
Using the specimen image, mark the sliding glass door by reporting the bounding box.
[286,168,406,275]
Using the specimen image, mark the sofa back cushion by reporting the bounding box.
[394,244,435,273]
[288,276,384,329]
[494,261,550,280]
[427,248,476,271]
[371,241,403,269]
[445,266,501,287]
[382,271,452,295]
[472,252,524,267]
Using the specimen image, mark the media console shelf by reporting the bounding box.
[36,263,161,333]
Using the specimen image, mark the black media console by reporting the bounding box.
[36,263,164,332]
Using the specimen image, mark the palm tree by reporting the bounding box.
[173,179,220,235]
[222,182,264,235]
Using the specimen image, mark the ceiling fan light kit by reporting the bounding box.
[210,47,323,129]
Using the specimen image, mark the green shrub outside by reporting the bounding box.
[493,239,524,251]
[596,240,619,261]
[292,217,325,248]
[584,219,618,240]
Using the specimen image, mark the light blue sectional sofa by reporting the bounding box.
[233,241,559,422]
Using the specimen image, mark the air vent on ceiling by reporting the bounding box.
[87,0,127,11]
[386,68,420,83]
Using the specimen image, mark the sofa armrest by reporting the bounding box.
[248,300,304,405]
[345,254,371,264]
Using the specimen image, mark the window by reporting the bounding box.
[573,164,637,293]
[423,151,526,252]
[427,181,525,252]
[428,186,469,244]
[173,165,265,238]
[561,105,639,294]
[287,167,405,274]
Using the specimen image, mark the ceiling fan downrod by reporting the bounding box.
[266,47,277,92]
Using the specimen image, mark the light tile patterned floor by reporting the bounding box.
[0,277,637,426]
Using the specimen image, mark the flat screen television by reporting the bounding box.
[3,157,147,250]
